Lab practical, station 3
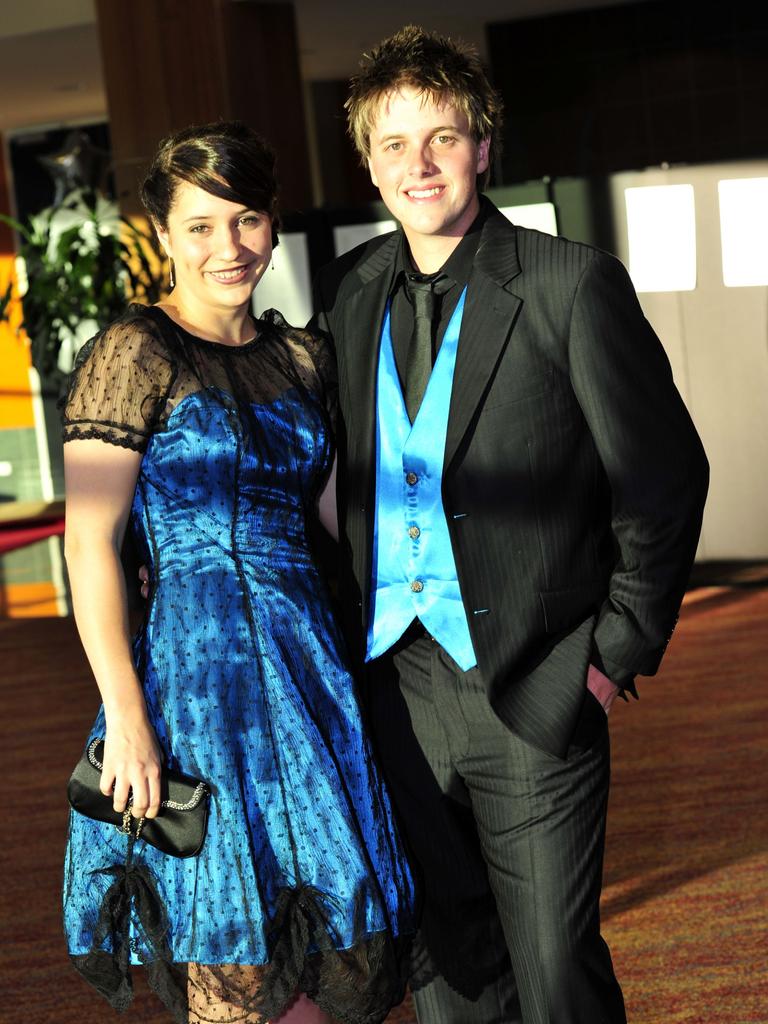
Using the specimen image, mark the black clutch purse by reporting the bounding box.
[67,738,210,858]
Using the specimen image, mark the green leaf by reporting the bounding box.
[0,186,166,376]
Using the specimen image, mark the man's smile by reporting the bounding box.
[404,185,446,200]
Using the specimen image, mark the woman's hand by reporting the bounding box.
[102,707,163,819]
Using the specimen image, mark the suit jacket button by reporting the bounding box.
[410,579,424,593]
[408,525,421,539]
[405,471,418,485]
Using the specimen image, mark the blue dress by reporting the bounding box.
[61,305,416,1023]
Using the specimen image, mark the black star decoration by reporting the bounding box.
[37,130,110,205]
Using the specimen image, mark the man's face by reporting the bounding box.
[367,86,489,245]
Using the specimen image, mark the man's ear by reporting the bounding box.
[477,137,491,175]
[367,156,379,189]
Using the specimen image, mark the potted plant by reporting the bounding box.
[0,186,167,379]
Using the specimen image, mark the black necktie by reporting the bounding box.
[404,275,449,422]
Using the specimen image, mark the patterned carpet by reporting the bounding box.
[1,582,766,1023]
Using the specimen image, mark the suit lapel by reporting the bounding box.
[444,210,524,471]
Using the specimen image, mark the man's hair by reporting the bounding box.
[345,25,503,190]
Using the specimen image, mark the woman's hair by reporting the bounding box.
[345,25,503,190]
[140,121,280,245]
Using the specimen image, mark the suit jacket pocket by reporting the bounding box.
[568,686,609,754]
[539,582,606,634]
[483,369,553,411]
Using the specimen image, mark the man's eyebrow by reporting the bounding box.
[375,124,462,144]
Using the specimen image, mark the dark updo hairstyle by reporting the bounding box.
[140,120,280,246]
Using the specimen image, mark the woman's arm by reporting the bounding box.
[316,453,338,542]
[64,439,161,820]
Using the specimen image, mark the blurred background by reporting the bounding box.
[1,0,767,616]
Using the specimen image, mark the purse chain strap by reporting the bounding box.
[121,807,146,840]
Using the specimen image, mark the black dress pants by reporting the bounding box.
[365,632,626,1024]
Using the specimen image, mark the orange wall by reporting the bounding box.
[0,257,34,430]
[0,130,34,430]
[0,581,60,618]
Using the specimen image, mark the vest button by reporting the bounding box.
[405,471,418,486]
[408,525,421,539]
[410,579,425,593]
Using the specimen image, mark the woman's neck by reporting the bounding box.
[157,290,255,345]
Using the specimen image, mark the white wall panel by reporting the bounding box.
[718,177,768,288]
[610,162,768,560]
[252,232,313,328]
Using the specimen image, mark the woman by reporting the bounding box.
[61,121,415,1024]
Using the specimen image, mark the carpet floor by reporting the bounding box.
[1,583,766,1023]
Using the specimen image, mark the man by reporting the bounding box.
[310,25,709,1024]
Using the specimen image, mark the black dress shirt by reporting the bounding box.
[389,201,490,388]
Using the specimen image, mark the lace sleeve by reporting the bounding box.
[304,328,339,433]
[258,308,339,432]
[61,310,176,452]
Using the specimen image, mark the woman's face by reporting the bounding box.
[156,180,273,312]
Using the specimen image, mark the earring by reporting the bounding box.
[169,258,175,290]
[270,255,275,271]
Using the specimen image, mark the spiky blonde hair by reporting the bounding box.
[345,25,503,189]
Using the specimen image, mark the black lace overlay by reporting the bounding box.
[61,305,339,454]
[72,855,411,1023]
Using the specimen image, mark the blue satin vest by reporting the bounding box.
[366,286,477,671]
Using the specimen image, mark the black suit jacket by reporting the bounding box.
[311,201,709,757]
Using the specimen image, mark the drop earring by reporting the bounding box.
[169,258,176,290]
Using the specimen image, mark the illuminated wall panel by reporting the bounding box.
[252,232,312,328]
[333,221,397,258]
[718,178,768,288]
[500,202,558,236]
[625,185,697,293]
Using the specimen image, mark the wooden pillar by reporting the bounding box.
[95,0,312,215]
[0,136,14,254]
[309,80,379,208]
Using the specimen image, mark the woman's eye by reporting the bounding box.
[189,224,209,234]
[386,142,403,153]
[434,135,454,145]
[239,215,258,226]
